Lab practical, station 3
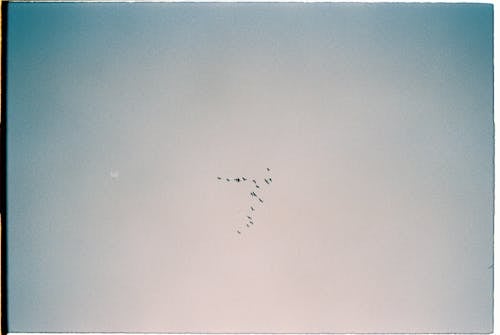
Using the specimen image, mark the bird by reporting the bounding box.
[488,264,494,269]
[216,169,273,233]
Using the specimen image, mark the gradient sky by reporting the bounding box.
[7,3,493,333]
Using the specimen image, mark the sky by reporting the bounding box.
[6,3,493,333]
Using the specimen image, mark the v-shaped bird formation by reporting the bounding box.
[217,168,273,234]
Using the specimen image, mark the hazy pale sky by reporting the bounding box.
[7,3,493,333]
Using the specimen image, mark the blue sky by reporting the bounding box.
[7,3,493,332]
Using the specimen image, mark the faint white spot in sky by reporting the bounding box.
[110,170,119,180]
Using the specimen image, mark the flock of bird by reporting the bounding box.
[217,168,273,234]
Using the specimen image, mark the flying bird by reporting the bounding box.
[110,170,119,179]
[217,169,273,233]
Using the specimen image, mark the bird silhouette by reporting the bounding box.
[217,169,272,233]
